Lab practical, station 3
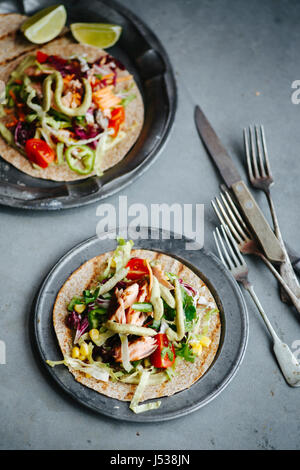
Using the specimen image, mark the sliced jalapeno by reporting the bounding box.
[65,144,95,175]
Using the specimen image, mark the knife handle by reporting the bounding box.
[231,180,285,263]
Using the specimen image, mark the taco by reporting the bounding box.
[48,239,221,414]
[0,20,144,181]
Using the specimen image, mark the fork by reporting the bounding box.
[211,189,300,313]
[244,125,300,302]
[214,224,300,387]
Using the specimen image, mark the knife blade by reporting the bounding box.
[194,105,285,263]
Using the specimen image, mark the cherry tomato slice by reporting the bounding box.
[36,51,49,63]
[126,257,149,280]
[150,333,175,369]
[25,139,55,168]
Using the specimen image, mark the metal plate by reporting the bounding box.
[0,0,177,210]
[31,227,249,422]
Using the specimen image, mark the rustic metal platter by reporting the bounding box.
[32,228,249,422]
[0,0,177,209]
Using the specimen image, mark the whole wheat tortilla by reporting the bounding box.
[53,249,221,402]
[0,13,36,64]
[0,25,144,181]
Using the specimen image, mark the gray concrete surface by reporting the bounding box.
[1,0,300,450]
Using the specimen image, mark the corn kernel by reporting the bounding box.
[78,354,86,361]
[191,342,202,356]
[144,358,151,367]
[71,346,80,359]
[79,342,89,357]
[199,335,211,347]
[85,373,91,378]
[74,303,86,314]
[89,328,100,343]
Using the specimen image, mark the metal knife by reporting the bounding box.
[194,105,285,263]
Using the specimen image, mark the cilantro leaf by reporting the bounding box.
[175,343,195,363]
[161,346,174,362]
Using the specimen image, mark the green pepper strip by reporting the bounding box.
[55,142,64,165]
[8,55,36,85]
[151,276,164,321]
[131,302,153,313]
[105,321,156,337]
[65,145,95,175]
[0,122,26,155]
[42,71,92,117]
[0,122,13,145]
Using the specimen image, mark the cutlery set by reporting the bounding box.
[194,105,300,387]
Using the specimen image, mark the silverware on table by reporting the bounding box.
[194,105,284,262]
[244,125,300,302]
[211,188,300,313]
[213,224,300,387]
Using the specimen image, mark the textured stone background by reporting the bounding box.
[0,0,300,450]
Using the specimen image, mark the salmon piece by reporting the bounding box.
[61,91,82,109]
[30,81,43,98]
[68,79,82,93]
[24,66,53,77]
[109,283,139,324]
[113,336,157,362]
[121,283,139,308]
[152,264,174,289]
[114,297,126,324]
[126,281,149,326]
[61,91,73,108]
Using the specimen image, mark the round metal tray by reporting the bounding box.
[31,228,249,422]
[0,0,177,209]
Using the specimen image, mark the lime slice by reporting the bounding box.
[70,23,122,48]
[21,5,67,44]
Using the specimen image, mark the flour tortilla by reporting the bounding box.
[53,249,221,402]
[0,20,144,181]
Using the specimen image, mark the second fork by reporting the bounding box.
[244,125,300,302]
[212,189,300,313]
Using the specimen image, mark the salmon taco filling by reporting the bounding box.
[48,240,220,414]
[0,48,141,178]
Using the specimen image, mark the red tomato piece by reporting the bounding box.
[36,51,49,63]
[108,106,125,137]
[126,257,149,280]
[111,106,125,121]
[151,333,175,368]
[25,139,55,168]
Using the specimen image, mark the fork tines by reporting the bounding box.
[243,125,273,184]
[213,225,247,272]
[211,190,252,245]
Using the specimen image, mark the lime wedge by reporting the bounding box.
[21,5,67,44]
[70,23,122,48]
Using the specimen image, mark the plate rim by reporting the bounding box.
[31,230,249,422]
